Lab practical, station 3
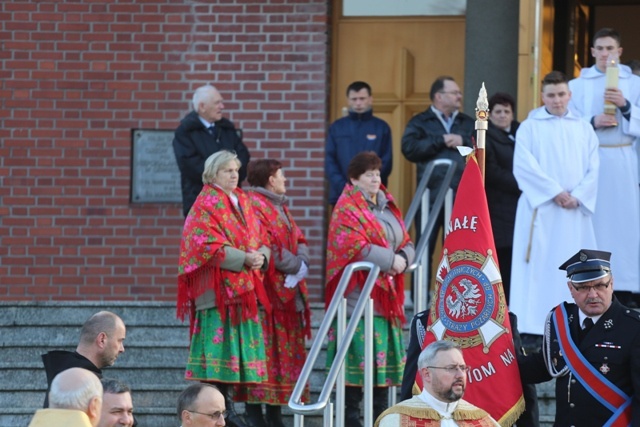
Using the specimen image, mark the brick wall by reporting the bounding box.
[0,0,330,301]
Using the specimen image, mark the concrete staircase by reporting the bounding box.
[0,301,555,427]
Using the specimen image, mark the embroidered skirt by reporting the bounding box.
[326,316,405,387]
[185,306,268,387]
[235,309,310,404]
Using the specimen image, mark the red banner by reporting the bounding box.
[419,155,524,426]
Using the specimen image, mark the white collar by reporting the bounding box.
[578,310,602,329]
[198,116,214,128]
[418,388,459,418]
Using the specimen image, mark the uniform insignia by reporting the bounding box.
[600,363,610,374]
[558,350,563,357]
[568,314,574,323]
[366,134,376,140]
[595,343,621,349]
[579,251,588,262]
[604,319,613,329]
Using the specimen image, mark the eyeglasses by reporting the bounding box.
[426,364,470,374]
[571,278,612,293]
[187,409,227,420]
[439,90,463,96]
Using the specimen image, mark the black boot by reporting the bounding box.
[216,384,248,427]
[345,386,363,427]
[266,405,286,427]
[244,403,268,427]
[373,387,388,421]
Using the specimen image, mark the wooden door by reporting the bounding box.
[330,11,466,215]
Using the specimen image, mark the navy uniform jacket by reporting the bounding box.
[325,109,392,204]
[400,310,540,427]
[519,298,640,426]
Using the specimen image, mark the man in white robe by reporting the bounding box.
[510,71,599,335]
[375,341,499,427]
[569,27,640,294]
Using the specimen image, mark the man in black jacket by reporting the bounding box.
[173,84,250,217]
[401,76,475,304]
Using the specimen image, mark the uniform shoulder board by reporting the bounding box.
[623,309,640,322]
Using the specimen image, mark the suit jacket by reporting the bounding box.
[28,409,93,427]
[172,111,250,216]
[519,298,640,426]
[401,310,540,427]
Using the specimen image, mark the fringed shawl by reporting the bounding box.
[325,184,411,325]
[248,189,312,339]
[176,184,270,330]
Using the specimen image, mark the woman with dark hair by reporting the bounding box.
[485,92,521,302]
[177,150,271,427]
[325,151,414,426]
[235,159,312,427]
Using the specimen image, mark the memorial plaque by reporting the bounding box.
[131,129,182,203]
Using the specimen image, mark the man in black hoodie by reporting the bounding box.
[42,311,126,408]
[173,84,251,217]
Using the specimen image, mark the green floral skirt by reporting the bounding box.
[185,307,268,386]
[326,316,405,387]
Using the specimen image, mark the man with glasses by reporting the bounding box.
[401,76,474,303]
[519,249,640,426]
[376,340,500,426]
[178,383,227,427]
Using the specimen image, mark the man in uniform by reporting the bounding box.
[519,249,640,426]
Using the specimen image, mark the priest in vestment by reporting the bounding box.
[375,340,499,427]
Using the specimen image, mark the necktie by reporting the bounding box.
[207,125,217,139]
[579,317,594,342]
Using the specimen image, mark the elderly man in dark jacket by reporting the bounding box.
[173,84,250,217]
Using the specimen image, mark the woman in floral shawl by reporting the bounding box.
[325,151,415,426]
[234,159,311,427]
[177,150,271,427]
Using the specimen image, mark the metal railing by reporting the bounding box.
[288,262,381,427]
[288,159,457,426]
[403,159,457,315]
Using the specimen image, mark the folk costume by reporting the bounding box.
[569,64,640,292]
[177,183,271,386]
[510,106,599,335]
[235,187,312,405]
[375,391,500,427]
[325,183,414,387]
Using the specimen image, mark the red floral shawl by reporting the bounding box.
[325,184,411,325]
[176,184,271,328]
[248,190,312,338]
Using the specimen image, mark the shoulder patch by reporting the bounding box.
[623,309,640,322]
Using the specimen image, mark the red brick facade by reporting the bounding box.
[0,1,330,301]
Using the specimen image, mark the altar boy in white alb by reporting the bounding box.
[509,70,600,336]
[569,27,640,294]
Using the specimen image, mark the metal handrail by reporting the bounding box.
[288,261,381,426]
[403,159,457,315]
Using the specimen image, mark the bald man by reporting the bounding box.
[29,367,103,427]
[178,383,227,427]
[42,311,126,407]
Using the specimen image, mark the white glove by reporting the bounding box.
[284,274,299,289]
[295,261,309,280]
